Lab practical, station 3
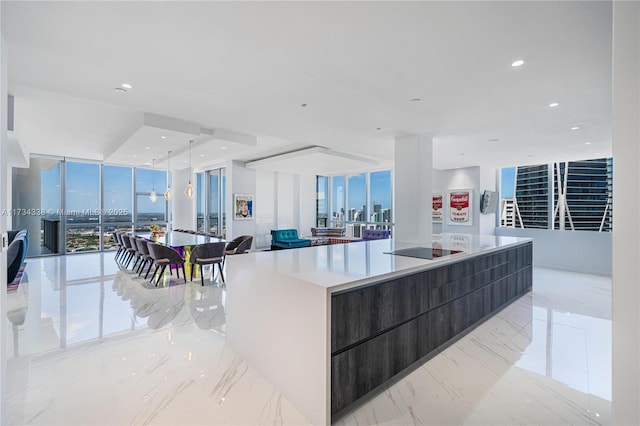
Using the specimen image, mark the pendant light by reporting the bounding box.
[149,158,158,202]
[164,151,173,201]
[185,140,194,199]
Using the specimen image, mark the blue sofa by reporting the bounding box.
[271,229,311,250]
[7,229,28,283]
[362,229,390,240]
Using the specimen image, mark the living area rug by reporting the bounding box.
[7,262,26,292]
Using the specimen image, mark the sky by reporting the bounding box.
[501,167,516,199]
[322,171,392,215]
[40,162,168,214]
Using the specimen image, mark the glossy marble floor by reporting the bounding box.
[5,252,611,425]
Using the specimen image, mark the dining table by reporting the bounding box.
[138,231,226,279]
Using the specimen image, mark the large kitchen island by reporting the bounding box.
[225,234,532,425]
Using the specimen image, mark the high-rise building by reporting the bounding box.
[513,158,612,231]
[553,158,613,231]
[514,164,549,229]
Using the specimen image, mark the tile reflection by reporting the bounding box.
[336,268,612,426]
[7,252,228,358]
[6,252,610,426]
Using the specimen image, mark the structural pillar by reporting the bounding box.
[612,1,640,424]
[1,31,9,425]
[393,134,433,244]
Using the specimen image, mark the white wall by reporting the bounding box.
[227,160,256,243]
[253,170,316,250]
[255,170,276,250]
[1,31,9,425]
[612,1,640,423]
[433,167,479,234]
[298,174,316,239]
[433,166,497,237]
[479,167,498,235]
[276,173,295,229]
[170,168,195,231]
[496,227,612,276]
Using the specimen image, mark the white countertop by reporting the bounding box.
[227,233,531,293]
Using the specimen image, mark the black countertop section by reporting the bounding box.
[385,246,462,260]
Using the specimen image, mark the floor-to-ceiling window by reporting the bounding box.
[316,176,328,227]
[196,172,205,232]
[134,166,168,232]
[12,156,168,255]
[209,171,220,235]
[102,165,133,249]
[369,170,392,230]
[65,161,101,253]
[319,169,393,237]
[347,173,366,237]
[194,168,226,237]
[331,176,345,228]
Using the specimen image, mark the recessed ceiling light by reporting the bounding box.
[145,146,150,150]
[376,127,382,131]
[160,136,167,139]
[527,154,535,157]
[460,153,465,156]
[183,160,187,163]
[548,102,559,108]
[114,87,127,93]
[133,154,138,157]
[488,138,499,142]
[200,154,205,157]
[511,59,525,67]
[221,146,227,150]
[570,126,580,130]
[121,83,133,89]
[585,142,592,145]
[301,103,308,108]
[410,98,422,102]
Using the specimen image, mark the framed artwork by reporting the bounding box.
[432,193,443,223]
[447,189,473,226]
[234,194,254,220]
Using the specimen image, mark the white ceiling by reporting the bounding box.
[1,1,612,173]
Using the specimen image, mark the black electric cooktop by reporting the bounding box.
[385,247,462,260]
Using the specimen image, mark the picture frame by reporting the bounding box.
[447,189,473,226]
[234,194,254,220]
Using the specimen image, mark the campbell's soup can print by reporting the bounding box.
[432,194,443,222]
[449,191,470,223]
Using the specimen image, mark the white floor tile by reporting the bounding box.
[5,252,611,425]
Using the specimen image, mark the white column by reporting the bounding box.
[228,160,256,240]
[0,32,9,425]
[394,134,432,244]
[612,1,640,424]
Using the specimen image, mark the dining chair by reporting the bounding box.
[134,238,153,276]
[120,234,137,267]
[147,242,186,286]
[224,235,253,256]
[189,241,226,286]
[222,235,253,269]
[113,232,124,262]
[129,237,147,272]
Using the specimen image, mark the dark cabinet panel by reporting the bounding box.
[331,242,533,418]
